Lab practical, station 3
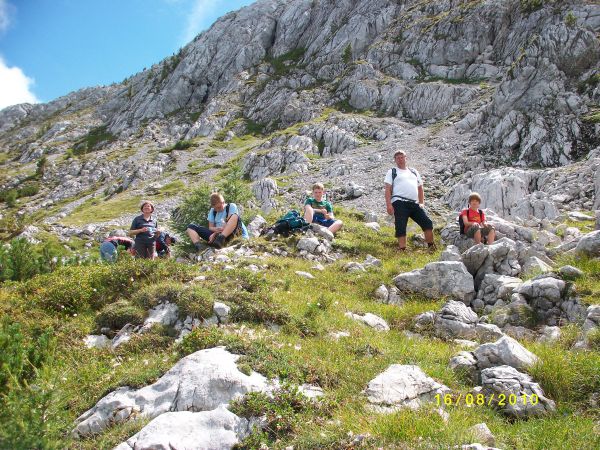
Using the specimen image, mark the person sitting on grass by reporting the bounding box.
[460,192,496,245]
[303,182,343,234]
[186,192,249,250]
[99,235,134,263]
[155,232,177,258]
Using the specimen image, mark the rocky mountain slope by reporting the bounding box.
[0,0,598,242]
[0,1,600,448]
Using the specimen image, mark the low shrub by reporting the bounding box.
[232,385,329,448]
[95,300,146,330]
[23,259,196,313]
[130,281,213,319]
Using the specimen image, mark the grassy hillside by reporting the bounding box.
[1,210,599,449]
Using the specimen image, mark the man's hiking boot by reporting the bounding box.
[194,241,203,252]
[427,242,437,252]
[212,233,226,249]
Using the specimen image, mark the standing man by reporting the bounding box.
[384,150,435,251]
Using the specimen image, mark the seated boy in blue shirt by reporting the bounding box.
[186,192,249,249]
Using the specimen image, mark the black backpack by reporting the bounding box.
[458,209,483,235]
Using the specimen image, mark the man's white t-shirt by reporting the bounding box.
[384,167,422,202]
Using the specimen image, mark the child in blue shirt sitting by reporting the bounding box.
[186,192,248,249]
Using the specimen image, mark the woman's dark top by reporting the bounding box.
[130,214,157,244]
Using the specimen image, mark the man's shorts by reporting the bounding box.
[392,200,434,237]
[466,224,494,238]
[312,215,336,228]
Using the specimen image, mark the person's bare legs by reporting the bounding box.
[187,228,201,244]
[328,220,343,234]
[397,236,407,250]
[303,205,314,223]
[486,228,496,245]
[221,214,239,237]
[473,228,482,244]
[424,229,434,245]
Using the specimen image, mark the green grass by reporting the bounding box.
[60,194,142,226]
[1,209,598,449]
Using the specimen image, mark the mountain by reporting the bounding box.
[1,1,600,449]
[1,1,598,234]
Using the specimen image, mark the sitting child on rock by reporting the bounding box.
[303,182,343,234]
[186,192,248,249]
[459,192,496,245]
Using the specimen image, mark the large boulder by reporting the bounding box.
[450,335,538,384]
[72,348,270,438]
[365,365,449,411]
[481,366,556,418]
[462,239,521,290]
[444,168,559,221]
[472,336,538,372]
[515,275,586,326]
[114,406,253,450]
[393,261,475,305]
[252,178,278,214]
[472,274,523,314]
[421,300,503,342]
[575,230,600,257]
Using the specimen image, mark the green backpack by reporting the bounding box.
[271,210,310,236]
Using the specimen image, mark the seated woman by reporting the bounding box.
[186,192,249,250]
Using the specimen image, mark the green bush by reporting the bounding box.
[232,385,326,447]
[342,43,352,64]
[177,285,214,319]
[170,184,213,234]
[73,125,117,155]
[130,281,213,319]
[95,300,146,330]
[23,258,196,313]
[0,320,55,450]
[520,0,544,13]
[178,326,246,357]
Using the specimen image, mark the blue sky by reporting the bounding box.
[0,0,255,110]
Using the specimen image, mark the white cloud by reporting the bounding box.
[181,0,219,45]
[0,0,12,33]
[0,56,39,110]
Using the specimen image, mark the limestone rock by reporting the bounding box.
[575,230,600,257]
[472,336,538,372]
[295,271,315,280]
[246,215,267,238]
[345,312,389,332]
[439,245,462,262]
[558,265,584,280]
[84,335,111,349]
[393,261,475,305]
[481,366,556,418]
[72,348,269,438]
[468,423,495,447]
[114,406,252,450]
[365,365,449,411]
[252,178,278,214]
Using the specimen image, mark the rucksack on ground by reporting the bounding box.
[266,210,310,236]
